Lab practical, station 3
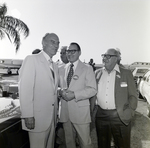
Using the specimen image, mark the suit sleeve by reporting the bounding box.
[19,55,35,118]
[75,66,97,101]
[127,70,138,110]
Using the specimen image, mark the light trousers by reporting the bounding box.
[28,121,55,148]
[63,120,93,148]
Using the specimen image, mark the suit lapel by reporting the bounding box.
[115,70,121,103]
[53,63,58,88]
[64,64,69,88]
[39,52,55,88]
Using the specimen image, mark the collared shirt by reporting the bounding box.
[97,64,120,110]
[67,60,79,74]
[42,51,53,70]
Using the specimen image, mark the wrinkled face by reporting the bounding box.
[60,48,69,64]
[66,44,81,63]
[102,49,118,73]
[42,33,60,58]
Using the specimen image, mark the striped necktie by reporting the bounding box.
[67,64,74,87]
[48,60,55,79]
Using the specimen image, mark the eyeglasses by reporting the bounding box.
[101,54,117,59]
[66,50,79,54]
[60,52,66,55]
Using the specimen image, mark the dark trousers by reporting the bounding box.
[95,106,131,148]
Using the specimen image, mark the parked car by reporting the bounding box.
[132,67,150,86]
[131,67,150,98]
[138,70,150,117]
[0,75,18,98]
[129,62,150,72]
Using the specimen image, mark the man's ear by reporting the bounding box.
[42,40,46,48]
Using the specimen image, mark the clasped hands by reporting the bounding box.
[59,89,75,101]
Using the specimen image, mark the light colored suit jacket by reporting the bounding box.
[19,52,59,132]
[95,66,138,125]
[59,60,97,124]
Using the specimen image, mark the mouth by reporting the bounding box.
[53,48,58,53]
[103,58,109,63]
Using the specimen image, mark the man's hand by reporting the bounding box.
[65,90,75,101]
[24,117,35,130]
[60,89,75,101]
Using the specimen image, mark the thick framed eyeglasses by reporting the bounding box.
[60,52,66,55]
[66,50,79,54]
[101,54,117,59]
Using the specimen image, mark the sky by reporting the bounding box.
[0,0,150,65]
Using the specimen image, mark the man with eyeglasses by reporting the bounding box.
[58,42,97,148]
[94,48,138,148]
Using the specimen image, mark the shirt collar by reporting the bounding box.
[42,50,52,62]
[69,60,79,70]
[103,64,120,73]
[114,64,120,73]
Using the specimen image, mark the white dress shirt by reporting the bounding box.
[97,64,120,110]
[67,60,79,75]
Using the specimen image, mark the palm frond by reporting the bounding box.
[0,3,29,52]
[3,16,29,37]
[0,30,5,39]
[2,24,21,52]
[0,3,7,16]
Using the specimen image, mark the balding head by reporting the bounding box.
[60,46,69,64]
[102,48,120,73]
[42,33,60,58]
[115,48,121,64]
[42,33,59,47]
[105,48,120,57]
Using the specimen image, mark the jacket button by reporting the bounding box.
[52,104,54,106]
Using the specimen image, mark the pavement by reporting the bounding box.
[136,98,148,116]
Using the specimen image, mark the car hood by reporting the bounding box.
[0,80,18,85]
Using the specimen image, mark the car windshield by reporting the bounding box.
[137,69,148,75]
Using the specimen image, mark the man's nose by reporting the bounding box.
[103,58,108,63]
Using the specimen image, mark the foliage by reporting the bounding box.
[0,3,29,52]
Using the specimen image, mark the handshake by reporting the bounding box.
[58,88,75,102]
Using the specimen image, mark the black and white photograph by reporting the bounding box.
[0,0,150,148]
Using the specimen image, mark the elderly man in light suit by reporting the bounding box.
[95,48,138,148]
[19,33,60,148]
[58,42,97,148]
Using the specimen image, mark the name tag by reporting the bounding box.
[121,82,128,87]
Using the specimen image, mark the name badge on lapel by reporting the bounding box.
[120,82,128,87]
[73,75,79,80]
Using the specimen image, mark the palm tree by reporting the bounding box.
[0,3,29,52]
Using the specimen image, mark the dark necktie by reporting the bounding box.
[51,68,55,80]
[67,64,74,87]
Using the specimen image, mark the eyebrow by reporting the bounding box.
[51,39,60,43]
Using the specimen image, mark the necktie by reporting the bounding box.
[67,64,74,87]
[48,60,55,79]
